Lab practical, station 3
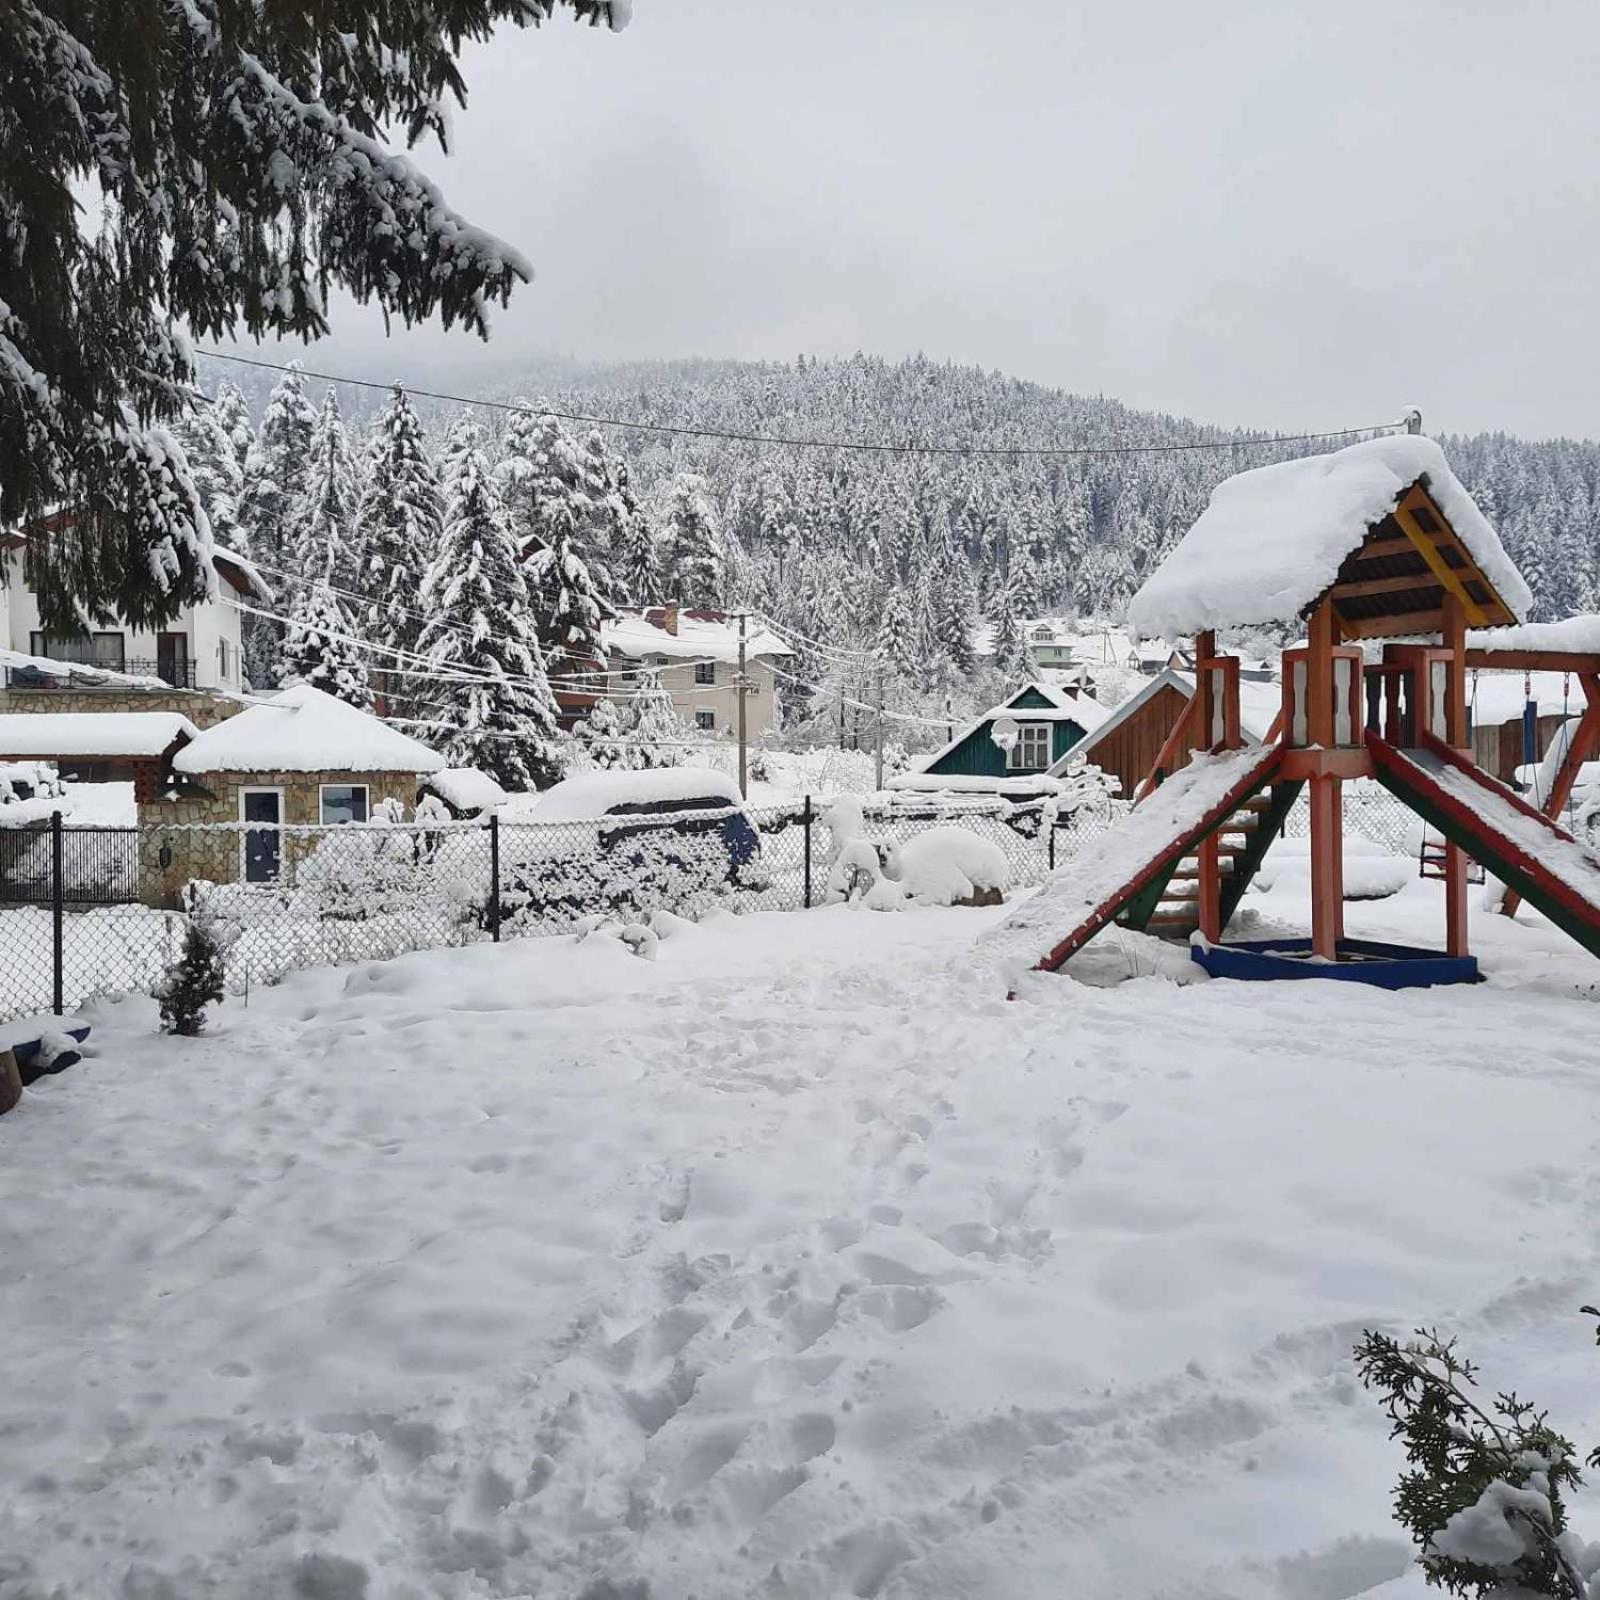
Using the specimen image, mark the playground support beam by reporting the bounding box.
[1306,598,1343,957]
[1500,671,1600,919]
[1442,594,1470,956]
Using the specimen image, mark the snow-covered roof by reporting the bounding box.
[603,609,793,664]
[422,767,509,813]
[172,685,444,775]
[885,772,1064,797]
[0,646,172,692]
[212,545,274,603]
[1471,614,1600,656]
[0,711,198,758]
[531,766,743,821]
[1127,435,1531,639]
[910,683,1110,778]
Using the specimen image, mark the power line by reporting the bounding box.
[197,348,1404,460]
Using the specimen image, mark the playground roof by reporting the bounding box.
[1127,435,1531,641]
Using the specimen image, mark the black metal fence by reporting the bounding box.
[0,797,1117,1024]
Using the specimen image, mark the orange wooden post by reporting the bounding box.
[1306,598,1343,957]
[1193,630,1223,941]
[1441,594,1470,956]
[1501,671,1600,918]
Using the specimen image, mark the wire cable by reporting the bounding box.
[197,348,1404,460]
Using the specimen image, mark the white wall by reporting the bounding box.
[2,549,245,692]
[622,654,782,738]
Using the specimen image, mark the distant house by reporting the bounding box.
[580,608,793,739]
[895,683,1111,794]
[138,685,444,905]
[1,513,271,713]
[1025,623,1078,672]
[1052,668,1280,798]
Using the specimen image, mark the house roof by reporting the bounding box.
[911,682,1111,777]
[1127,434,1530,640]
[0,711,198,759]
[603,609,793,664]
[172,685,444,775]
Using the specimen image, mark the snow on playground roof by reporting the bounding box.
[603,610,792,664]
[1126,435,1531,639]
[531,766,743,821]
[1471,614,1600,656]
[0,711,197,758]
[172,685,444,775]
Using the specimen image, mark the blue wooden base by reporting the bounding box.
[1190,937,1480,989]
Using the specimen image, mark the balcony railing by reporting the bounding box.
[5,657,198,691]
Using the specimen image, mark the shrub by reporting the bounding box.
[157,918,227,1036]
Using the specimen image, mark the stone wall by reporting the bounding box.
[0,687,243,728]
[137,770,422,908]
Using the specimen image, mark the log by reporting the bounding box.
[0,1049,20,1116]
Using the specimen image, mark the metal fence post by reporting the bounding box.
[802,795,813,910]
[51,810,64,1016]
[1048,819,1057,873]
[488,812,502,943]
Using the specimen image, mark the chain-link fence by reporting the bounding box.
[0,796,1119,1024]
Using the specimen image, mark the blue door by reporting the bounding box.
[241,790,282,883]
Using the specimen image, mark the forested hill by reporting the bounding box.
[218,350,1600,635]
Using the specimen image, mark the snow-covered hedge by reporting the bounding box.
[897,827,1010,906]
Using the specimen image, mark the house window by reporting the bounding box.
[694,708,717,732]
[217,637,232,682]
[1007,723,1052,770]
[30,630,125,671]
[318,783,369,825]
[694,661,716,686]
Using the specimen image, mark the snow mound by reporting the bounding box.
[898,827,1010,906]
[0,761,69,827]
[422,767,508,815]
[532,765,742,821]
[1127,434,1531,639]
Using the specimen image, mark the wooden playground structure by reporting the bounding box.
[1001,432,1600,985]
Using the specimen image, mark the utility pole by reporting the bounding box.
[874,668,885,792]
[735,610,750,799]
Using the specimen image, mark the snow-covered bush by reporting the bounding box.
[1355,1323,1600,1598]
[156,917,228,1036]
[0,762,67,825]
[897,827,1010,906]
[293,811,435,922]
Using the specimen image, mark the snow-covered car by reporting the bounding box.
[501,768,767,925]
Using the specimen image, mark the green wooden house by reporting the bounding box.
[912,683,1109,785]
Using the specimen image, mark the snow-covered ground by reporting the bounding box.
[4,879,1600,1599]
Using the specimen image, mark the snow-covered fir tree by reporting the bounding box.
[574,697,635,770]
[658,472,724,605]
[874,587,921,686]
[279,579,372,709]
[174,397,246,558]
[419,439,564,791]
[356,386,444,711]
[524,501,615,675]
[623,667,692,768]
[211,381,256,473]
[610,459,659,604]
[291,391,361,591]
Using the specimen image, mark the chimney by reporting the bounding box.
[662,605,679,637]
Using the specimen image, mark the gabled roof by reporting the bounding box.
[173,685,444,775]
[911,682,1110,776]
[1127,435,1530,640]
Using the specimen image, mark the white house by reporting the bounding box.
[597,608,793,738]
[0,520,269,697]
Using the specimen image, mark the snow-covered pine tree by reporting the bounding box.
[990,576,1033,684]
[174,397,246,557]
[875,587,922,687]
[3,0,627,633]
[356,386,444,712]
[937,553,979,675]
[291,391,361,590]
[495,401,590,561]
[211,380,256,473]
[279,579,372,709]
[610,460,659,604]
[623,667,692,769]
[240,364,317,579]
[525,501,615,675]
[419,440,564,791]
[574,697,635,770]
[659,473,725,606]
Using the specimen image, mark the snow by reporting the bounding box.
[1126,435,1533,639]
[604,609,793,665]
[6,879,1600,1597]
[0,760,68,826]
[897,827,1010,905]
[423,766,510,814]
[0,711,198,758]
[886,772,1064,796]
[1471,670,1592,725]
[531,764,743,821]
[60,780,138,826]
[172,684,444,775]
[1472,613,1600,656]
[982,745,1275,977]
[0,646,171,691]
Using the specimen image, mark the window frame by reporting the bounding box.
[30,629,126,670]
[693,660,716,686]
[317,782,371,826]
[693,707,717,732]
[1006,722,1053,771]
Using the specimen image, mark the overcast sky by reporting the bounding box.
[280,0,1600,441]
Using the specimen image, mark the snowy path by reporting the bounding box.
[4,891,1600,1599]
